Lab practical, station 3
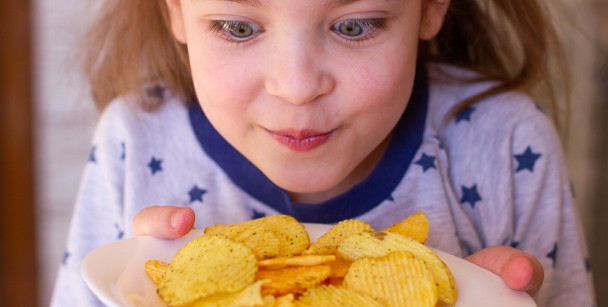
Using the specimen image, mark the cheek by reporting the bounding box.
[346,48,417,118]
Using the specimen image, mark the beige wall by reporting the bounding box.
[33,1,608,306]
[33,1,97,305]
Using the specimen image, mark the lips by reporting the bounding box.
[267,129,333,152]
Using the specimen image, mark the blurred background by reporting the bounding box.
[0,0,607,306]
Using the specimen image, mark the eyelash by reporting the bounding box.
[207,18,388,45]
[207,20,264,45]
[332,18,388,43]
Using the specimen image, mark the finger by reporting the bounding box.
[465,246,544,296]
[132,206,195,239]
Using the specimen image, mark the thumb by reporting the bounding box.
[465,246,544,296]
[132,206,195,239]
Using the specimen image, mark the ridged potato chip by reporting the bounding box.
[327,258,352,279]
[144,259,168,285]
[158,235,257,306]
[303,219,373,255]
[344,251,438,307]
[258,254,336,269]
[297,285,383,307]
[337,231,457,305]
[382,210,429,243]
[189,280,268,307]
[207,215,310,257]
[205,224,280,260]
[256,265,331,296]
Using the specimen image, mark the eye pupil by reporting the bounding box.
[222,22,255,38]
[338,21,363,36]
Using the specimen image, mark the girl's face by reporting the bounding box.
[166,0,448,203]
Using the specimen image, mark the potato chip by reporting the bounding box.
[256,265,331,296]
[337,231,457,305]
[297,285,383,307]
[272,294,295,307]
[205,224,280,260]
[189,280,269,307]
[303,219,373,255]
[207,215,310,257]
[327,258,352,279]
[144,259,168,285]
[258,254,336,269]
[344,251,438,307]
[336,231,392,261]
[382,211,429,243]
[158,235,257,306]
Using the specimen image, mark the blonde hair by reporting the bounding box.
[81,0,192,110]
[82,0,568,126]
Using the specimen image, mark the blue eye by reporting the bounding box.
[331,18,387,40]
[209,20,263,41]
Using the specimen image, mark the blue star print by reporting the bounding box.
[114,223,124,240]
[510,241,520,249]
[148,157,163,175]
[146,84,165,99]
[515,146,542,172]
[460,185,482,208]
[62,250,70,266]
[547,243,558,268]
[89,146,96,163]
[189,185,207,203]
[120,142,126,160]
[414,153,436,172]
[456,106,476,123]
[386,194,395,202]
[252,210,266,219]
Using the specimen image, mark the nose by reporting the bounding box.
[264,35,335,105]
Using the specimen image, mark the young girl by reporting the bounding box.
[52,0,595,306]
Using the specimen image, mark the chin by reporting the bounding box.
[266,172,342,194]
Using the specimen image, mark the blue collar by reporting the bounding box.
[189,68,428,223]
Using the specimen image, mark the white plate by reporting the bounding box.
[82,224,536,307]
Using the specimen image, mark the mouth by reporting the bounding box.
[267,129,333,152]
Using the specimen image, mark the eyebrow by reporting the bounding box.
[195,0,377,9]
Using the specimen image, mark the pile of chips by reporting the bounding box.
[144,212,457,306]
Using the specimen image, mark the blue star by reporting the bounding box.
[386,194,395,202]
[460,185,482,208]
[114,223,124,240]
[514,146,542,173]
[89,146,97,163]
[62,250,70,266]
[510,241,520,249]
[414,153,436,172]
[535,102,546,113]
[546,243,558,268]
[120,142,126,160]
[570,182,577,199]
[148,157,163,175]
[146,84,165,99]
[456,106,476,123]
[252,210,266,219]
[189,185,207,203]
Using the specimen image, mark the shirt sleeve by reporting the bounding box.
[440,89,595,306]
[50,102,127,307]
[508,105,595,306]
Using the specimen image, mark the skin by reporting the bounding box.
[133,0,544,297]
[165,0,446,203]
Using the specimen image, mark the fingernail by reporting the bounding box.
[170,209,185,230]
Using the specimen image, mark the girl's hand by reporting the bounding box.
[132,206,195,239]
[466,246,544,296]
